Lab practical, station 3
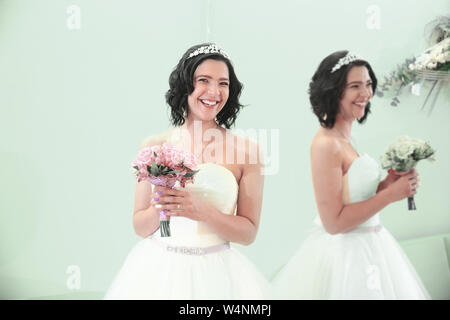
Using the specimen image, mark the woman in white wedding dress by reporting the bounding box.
[272,51,430,299]
[104,44,270,299]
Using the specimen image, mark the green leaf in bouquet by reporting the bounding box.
[417,149,435,161]
[151,163,160,176]
[437,61,450,71]
[184,170,200,178]
[153,152,158,158]
[161,166,170,174]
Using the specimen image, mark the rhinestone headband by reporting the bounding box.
[330,52,362,73]
[187,44,230,60]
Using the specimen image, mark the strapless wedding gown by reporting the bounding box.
[272,154,430,299]
[104,163,270,299]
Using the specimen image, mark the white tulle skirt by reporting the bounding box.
[104,238,271,300]
[272,225,430,300]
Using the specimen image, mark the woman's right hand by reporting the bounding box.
[386,169,419,202]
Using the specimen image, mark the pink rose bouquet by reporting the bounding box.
[132,143,199,237]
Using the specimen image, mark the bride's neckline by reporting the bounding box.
[197,163,239,187]
[343,153,368,177]
[166,128,240,186]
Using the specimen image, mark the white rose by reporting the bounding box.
[396,136,411,144]
[427,62,437,69]
[436,54,445,64]
[395,145,412,160]
[430,48,441,57]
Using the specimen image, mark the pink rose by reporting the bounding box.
[149,145,165,165]
[182,153,198,170]
[135,147,155,166]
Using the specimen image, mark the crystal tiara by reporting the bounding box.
[187,44,230,60]
[331,52,362,73]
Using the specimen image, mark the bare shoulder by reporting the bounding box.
[226,129,261,151]
[227,130,263,165]
[138,129,173,150]
[310,129,344,172]
[310,129,341,157]
[220,130,262,183]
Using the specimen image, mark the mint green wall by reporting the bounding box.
[0,0,449,299]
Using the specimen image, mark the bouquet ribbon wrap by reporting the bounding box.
[148,176,178,237]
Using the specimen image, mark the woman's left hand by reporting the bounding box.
[153,186,213,222]
[384,168,420,188]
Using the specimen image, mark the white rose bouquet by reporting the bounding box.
[381,136,435,210]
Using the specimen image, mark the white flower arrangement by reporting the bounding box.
[381,136,435,172]
[408,38,450,71]
[377,16,450,110]
[381,136,435,210]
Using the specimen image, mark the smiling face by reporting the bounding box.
[187,59,230,124]
[339,66,373,121]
